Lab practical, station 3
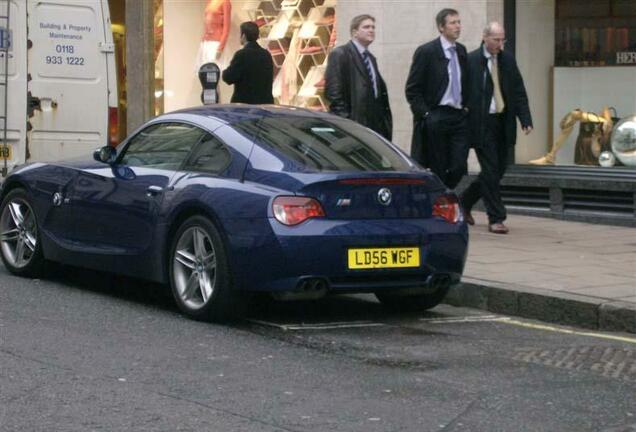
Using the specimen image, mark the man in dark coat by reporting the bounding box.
[325,14,392,140]
[405,8,469,190]
[460,22,533,234]
[222,21,274,104]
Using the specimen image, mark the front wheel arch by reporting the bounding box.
[0,179,31,205]
[164,205,230,279]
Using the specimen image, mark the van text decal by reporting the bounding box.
[34,4,98,79]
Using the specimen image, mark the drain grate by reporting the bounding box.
[513,346,636,382]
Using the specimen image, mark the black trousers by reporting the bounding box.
[366,97,391,141]
[461,113,508,224]
[423,106,469,189]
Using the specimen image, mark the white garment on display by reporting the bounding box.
[197,40,221,67]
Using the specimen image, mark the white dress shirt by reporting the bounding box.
[483,46,498,114]
[352,39,378,97]
[439,35,462,109]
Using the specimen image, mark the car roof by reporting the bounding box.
[169,104,332,124]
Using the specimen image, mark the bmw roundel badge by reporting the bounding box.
[52,192,63,207]
[377,188,392,206]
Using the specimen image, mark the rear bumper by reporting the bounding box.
[226,217,468,294]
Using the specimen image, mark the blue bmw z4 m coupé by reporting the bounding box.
[0,105,468,321]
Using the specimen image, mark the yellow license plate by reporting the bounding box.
[348,247,420,269]
[0,145,11,160]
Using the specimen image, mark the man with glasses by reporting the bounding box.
[460,22,533,234]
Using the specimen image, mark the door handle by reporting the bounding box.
[146,185,164,197]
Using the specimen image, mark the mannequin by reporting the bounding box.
[529,107,613,165]
[280,29,300,105]
[197,0,232,66]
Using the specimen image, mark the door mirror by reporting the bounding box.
[93,146,116,164]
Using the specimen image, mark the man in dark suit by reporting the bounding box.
[222,21,274,104]
[461,22,533,234]
[405,8,469,189]
[325,14,392,140]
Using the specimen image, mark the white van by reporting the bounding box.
[0,0,118,177]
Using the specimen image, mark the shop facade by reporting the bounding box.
[115,0,636,225]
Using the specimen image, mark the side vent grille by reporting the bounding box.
[563,189,634,216]
[493,167,636,226]
[501,186,550,210]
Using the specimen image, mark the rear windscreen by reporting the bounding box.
[236,116,413,172]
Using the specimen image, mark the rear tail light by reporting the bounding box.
[273,196,325,226]
[108,107,119,147]
[432,194,460,224]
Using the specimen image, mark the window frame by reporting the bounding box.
[116,121,232,174]
[180,132,233,175]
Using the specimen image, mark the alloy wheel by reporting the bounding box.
[172,226,217,310]
[0,198,38,269]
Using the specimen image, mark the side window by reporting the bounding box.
[182,133,232,174]
[120,123,207,170]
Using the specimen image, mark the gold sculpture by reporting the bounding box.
[529,107,613,165]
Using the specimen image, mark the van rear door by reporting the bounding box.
[0,0,27,175]
[27,0,117,162]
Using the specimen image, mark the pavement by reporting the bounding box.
[444,211,636,334]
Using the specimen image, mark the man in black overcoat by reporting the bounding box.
[405,8,469,189]
[325,14,392,140]
[222,21,274,104]
[460,22,533,234]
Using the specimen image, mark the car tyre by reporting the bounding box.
[375,285,450,312]
[169,215,240,322]
[0,188,45,277]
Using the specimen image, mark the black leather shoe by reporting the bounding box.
[488,223,509,234]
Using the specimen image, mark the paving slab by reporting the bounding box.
[445,212,636,334]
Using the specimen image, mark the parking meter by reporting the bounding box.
[198,62,221,105]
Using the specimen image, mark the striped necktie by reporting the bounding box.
[362,51,378,98]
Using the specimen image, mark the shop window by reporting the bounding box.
[154,0,164,115]
[555,0,636,67]
[245,0,337,111]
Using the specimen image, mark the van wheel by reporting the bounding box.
[0,189,45,277]
[168,215,240,322]
[375,285,450,312]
